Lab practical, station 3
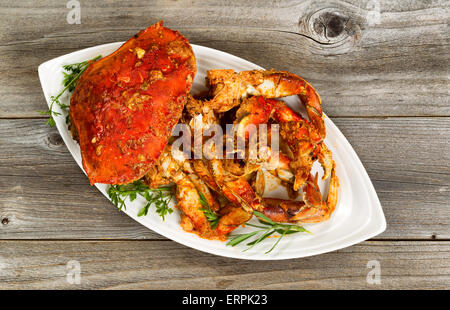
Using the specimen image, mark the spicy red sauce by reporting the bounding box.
[70,22,196,184]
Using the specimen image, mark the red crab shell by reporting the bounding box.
[69,22,196,185]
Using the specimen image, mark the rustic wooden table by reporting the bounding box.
[0,0,449,290]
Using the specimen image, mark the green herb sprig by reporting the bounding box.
[226,211,310,254]
[198,191,220,229]
[107,180,174,220]
[41,55,102,127]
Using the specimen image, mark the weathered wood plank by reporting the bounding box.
[0,118,448,239]
[333,117,450,240]
[0,0,448,117]
[0,240,448,289]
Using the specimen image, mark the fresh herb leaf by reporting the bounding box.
[150,188,175,220]
[107,180,174,220]
[226,210,310,254]
[198,191,220,229]
[226,230,261,247]
[253,211,276,225]
[42,55,102,127]
[137,203,150,217]
[245,229,275,247]
[266,229,288,254]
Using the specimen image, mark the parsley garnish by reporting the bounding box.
[226,211,310,254]
[198,191,220,229]
[107,180,174,220]
[41,55,102,127]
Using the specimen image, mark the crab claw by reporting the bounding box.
[316,143,333,181]
[279,121,317,191]
[294,162,339,223]
[260,198,306,223]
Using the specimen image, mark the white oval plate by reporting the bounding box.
[38,42,386,260]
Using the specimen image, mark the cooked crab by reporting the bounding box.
[70,22,196,185]
[145,72,339,239]
[64,22,339,241]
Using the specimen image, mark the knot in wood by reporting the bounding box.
[315,12,345,38]
[2,217,9,225]
[311,10,351,43]
[47,133,63,146]
[298,6,363,55]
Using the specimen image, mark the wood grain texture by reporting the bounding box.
[1,118,448,240]
[0,0,448,118]
[0,240,448,289]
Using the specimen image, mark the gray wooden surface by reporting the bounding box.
[0,0,449,289]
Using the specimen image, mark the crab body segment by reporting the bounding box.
[70,22,196,184]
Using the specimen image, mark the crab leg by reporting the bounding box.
[157,151,213,237]
[208,159,262,213]
[191,160,221,193]
[170,150,220,212]
[215,206,252,235]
